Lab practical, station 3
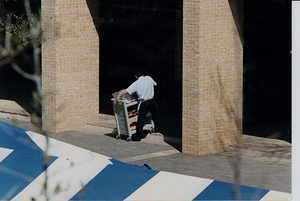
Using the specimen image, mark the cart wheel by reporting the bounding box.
[127,137,132,142]
[116,135,121,140]
[150,128,155,134]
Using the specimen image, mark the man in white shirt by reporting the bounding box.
[117,70,160,141]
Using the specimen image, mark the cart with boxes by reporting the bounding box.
[111,98,154,141]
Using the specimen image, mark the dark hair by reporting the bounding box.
[135,70,144,78]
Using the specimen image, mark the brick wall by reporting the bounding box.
[182,0,243,155]
[42,0,99,132]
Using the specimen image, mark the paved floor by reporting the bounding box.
[1,115,291,194]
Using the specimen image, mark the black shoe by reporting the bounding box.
[132,137,141,141]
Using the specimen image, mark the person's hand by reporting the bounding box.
[116,90,128,103]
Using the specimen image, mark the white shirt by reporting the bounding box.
[126,76,157,101]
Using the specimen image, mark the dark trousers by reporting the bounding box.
[135,99,160,140]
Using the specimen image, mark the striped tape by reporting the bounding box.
[0,122,291,200]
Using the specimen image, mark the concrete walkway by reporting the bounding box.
[0,114,291,194]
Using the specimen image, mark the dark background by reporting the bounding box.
[243,0,291,142]
[0,0,41,116]
[99,0,183,138]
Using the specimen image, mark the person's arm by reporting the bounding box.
[116,90,128,102]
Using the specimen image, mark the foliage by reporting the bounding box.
[0,12,41,46]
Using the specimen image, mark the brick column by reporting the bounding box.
[182,0,243,155]
[42,0,99,133]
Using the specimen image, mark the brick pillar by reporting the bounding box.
[42,0,99,133]
[182,0,243,155]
